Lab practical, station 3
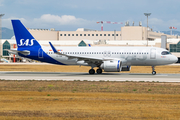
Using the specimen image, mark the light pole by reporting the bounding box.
[144,13,151,46]
[0,14,4,62]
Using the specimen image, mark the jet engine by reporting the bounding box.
[100,60,122,72]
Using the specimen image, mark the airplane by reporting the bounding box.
[6,20,178,75]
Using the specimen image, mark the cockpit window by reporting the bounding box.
[161,51,171,55]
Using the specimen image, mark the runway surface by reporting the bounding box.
[0,72,180,82]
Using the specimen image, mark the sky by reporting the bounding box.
[0,0,180,31]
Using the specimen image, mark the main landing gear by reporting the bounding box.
[96,68,102,74]
[152,66,156,75]
[89,69,95,74]
[89,68,102,74]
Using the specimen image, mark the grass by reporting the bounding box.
[0,91,180,119]
[1,80,180,94]
[0,81,180,119]
[0,64,180,119]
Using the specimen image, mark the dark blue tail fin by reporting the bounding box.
[11,20,41,49]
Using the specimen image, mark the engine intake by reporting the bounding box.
[100,60,122,72]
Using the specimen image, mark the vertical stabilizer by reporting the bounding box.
[11,20,41,48]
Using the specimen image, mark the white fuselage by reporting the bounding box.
[40,46,177,66]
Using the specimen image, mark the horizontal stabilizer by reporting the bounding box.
[5,49,30,56]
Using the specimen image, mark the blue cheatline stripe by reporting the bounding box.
[117,60,120,70]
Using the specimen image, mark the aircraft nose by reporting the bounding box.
[171,55,178,63]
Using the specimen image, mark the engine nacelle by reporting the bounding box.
[100,60,122,72]
[121,66,131,71]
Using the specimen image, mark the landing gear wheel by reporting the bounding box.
[152,66,156,75]
[96,69,102,74]
[89,69,95,74]
[152,71,156,75]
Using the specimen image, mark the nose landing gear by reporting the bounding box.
[152,66,156,75]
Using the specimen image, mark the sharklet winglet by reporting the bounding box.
[49,42,58,53]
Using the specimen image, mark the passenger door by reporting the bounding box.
[38,48,43,58]
[150,48,156,59]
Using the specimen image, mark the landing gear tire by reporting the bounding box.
[152,71,156,75]
[89,69,95,74]
[96,69,102,74]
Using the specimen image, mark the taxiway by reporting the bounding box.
[0,72,180,82]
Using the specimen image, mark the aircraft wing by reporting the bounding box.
[5,49,30,56]
[49,42,115,66]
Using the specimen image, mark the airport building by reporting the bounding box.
[1,25,180,63]
[28,26,178,41]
